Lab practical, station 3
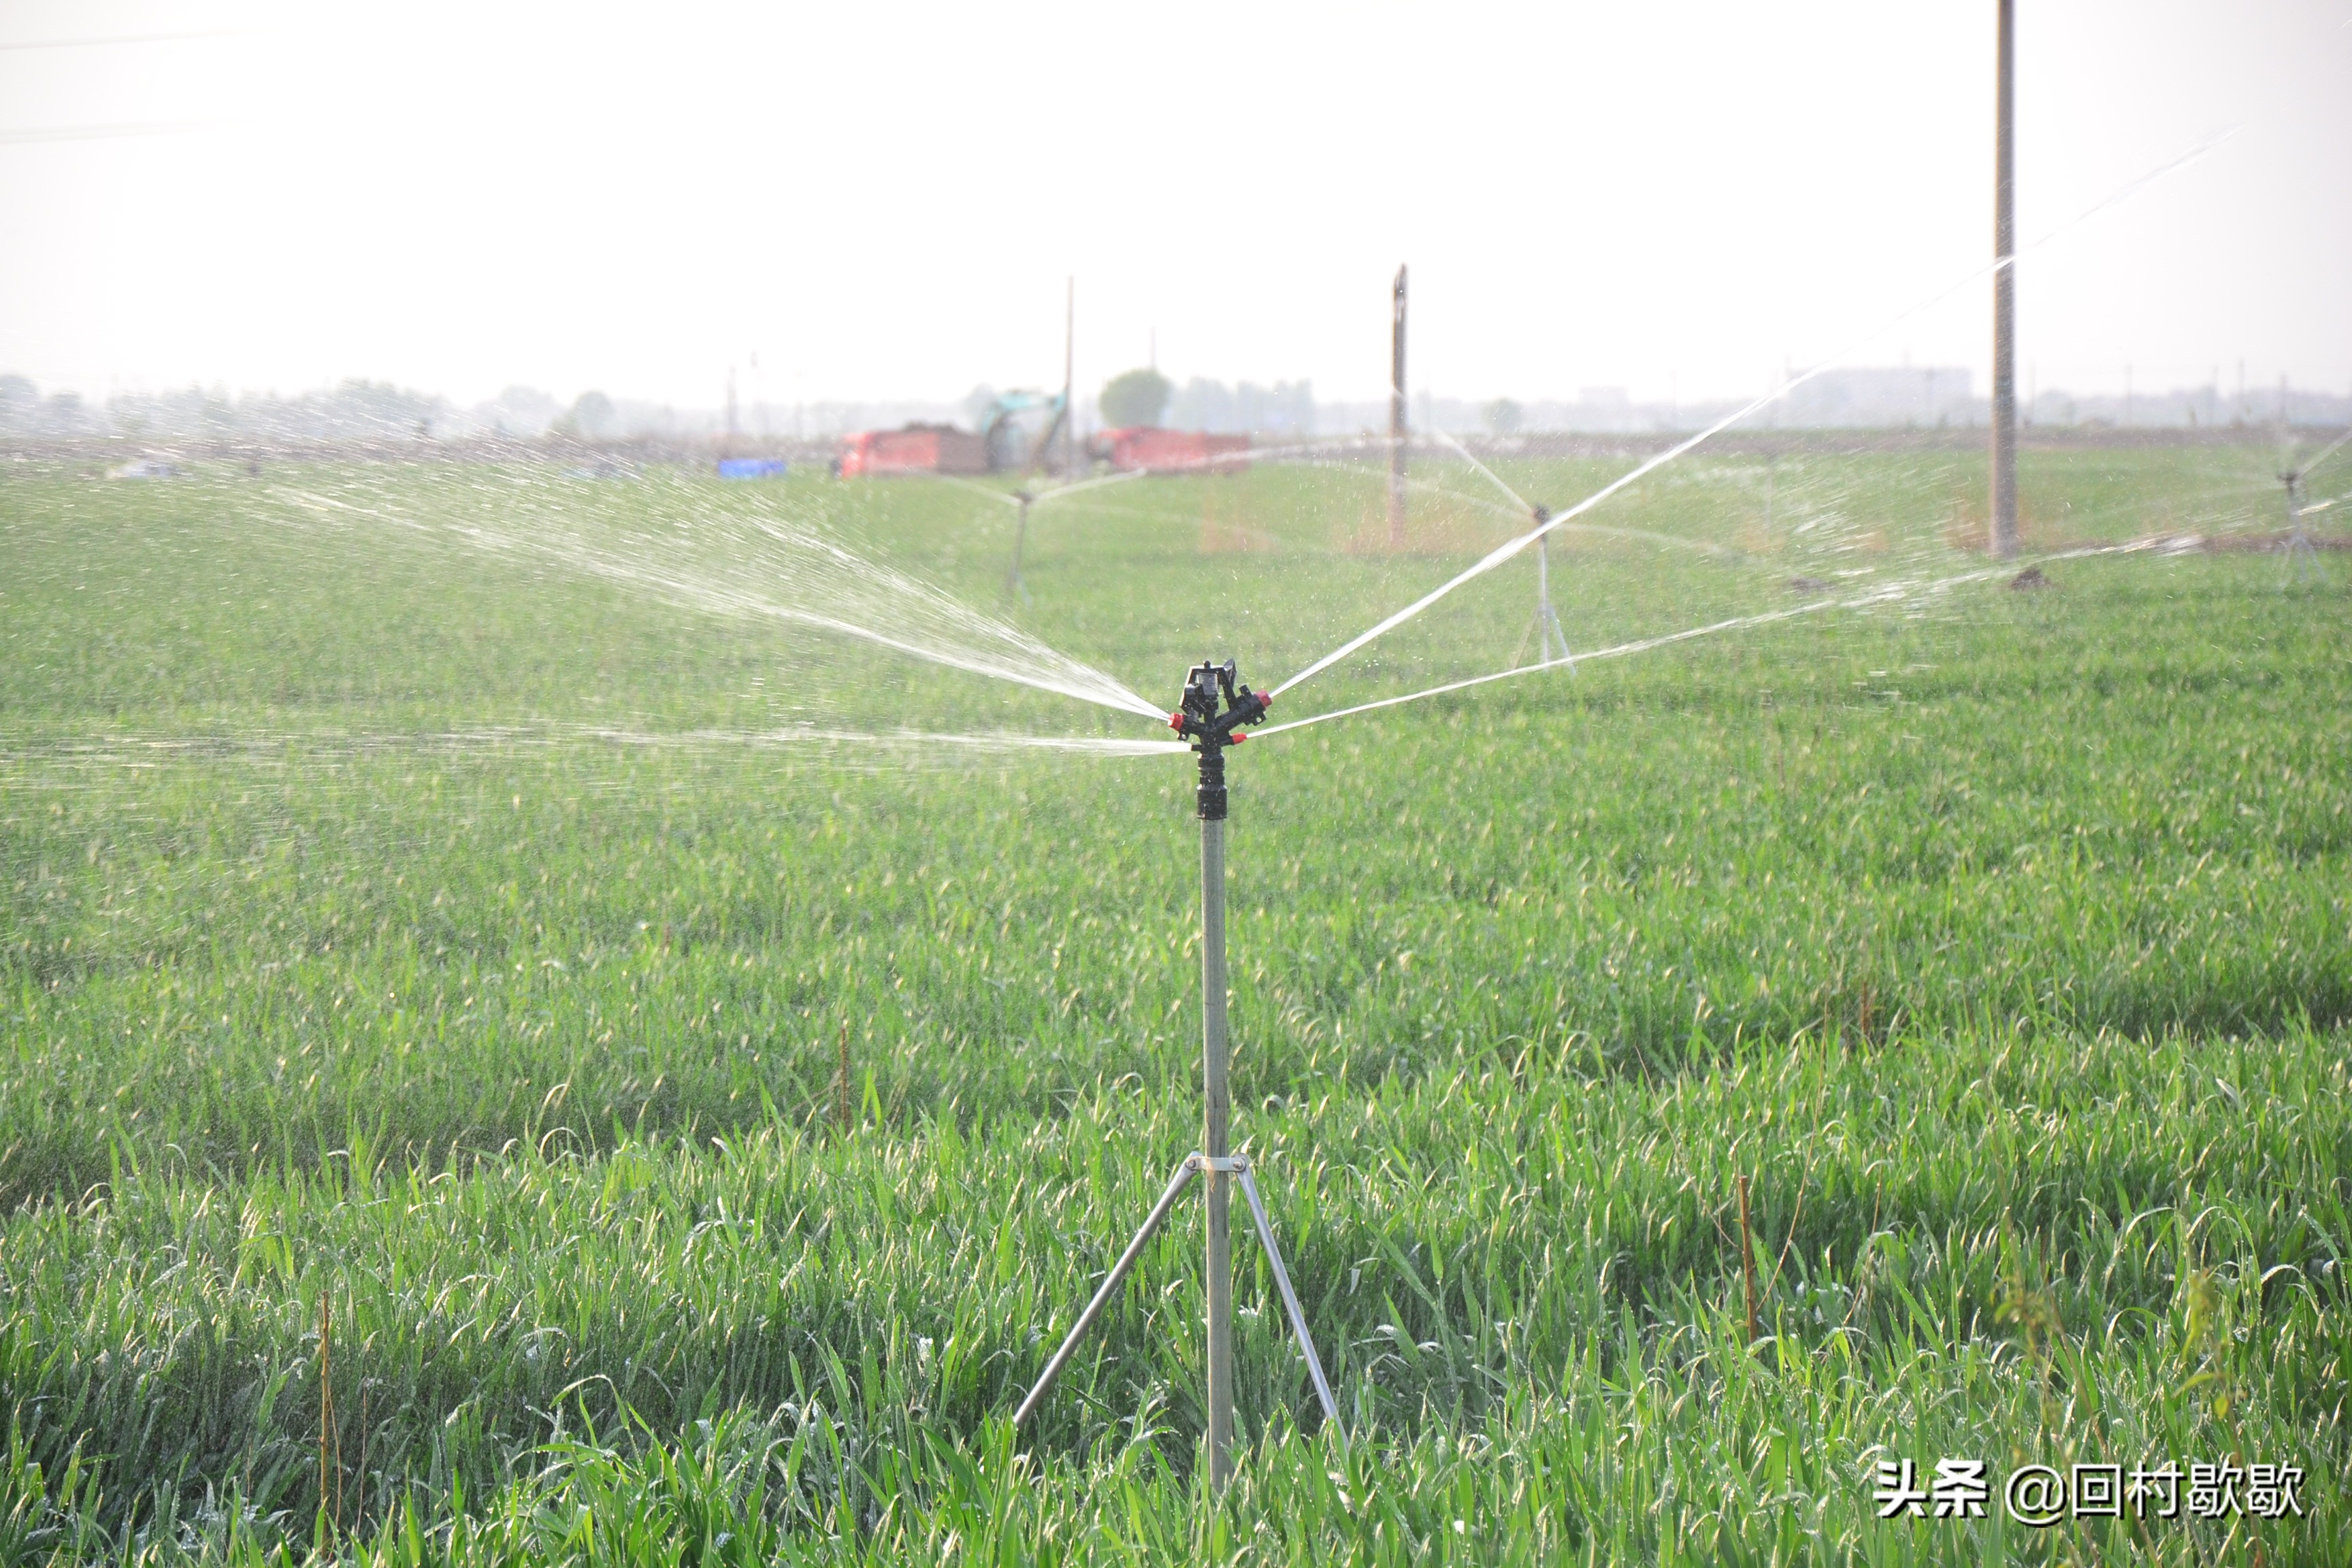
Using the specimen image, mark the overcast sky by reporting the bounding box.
[2,1,2346,410]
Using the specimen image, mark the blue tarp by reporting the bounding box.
[717,458,787,480]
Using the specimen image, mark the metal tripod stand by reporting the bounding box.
[1513,508,1574,670]
[1013,660,1341,1488]
[2281,469,2321,585]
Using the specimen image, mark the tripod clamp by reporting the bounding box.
[1169,659,1272,821]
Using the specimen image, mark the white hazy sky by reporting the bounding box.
[2,1,2346,410]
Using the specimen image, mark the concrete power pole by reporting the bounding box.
[1388,266,1409,548]
[1062,277,1077,480]
[1989,0,2019,557]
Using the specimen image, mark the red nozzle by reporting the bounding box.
[1168,712,1185,732]
[1230,731,1247,744]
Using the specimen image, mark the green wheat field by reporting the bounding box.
[2,436,2347,1564]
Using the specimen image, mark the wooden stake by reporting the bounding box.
[1737,1175,1761,1345]
[355,1377,368,1533]
[836,1019,852,1132]
[318,1290,338,1532]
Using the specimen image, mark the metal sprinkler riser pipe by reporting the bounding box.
[1176,655,1266,1489]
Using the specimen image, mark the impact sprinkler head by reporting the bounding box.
[1531,503,1552,525]
[1169,659,1272,820]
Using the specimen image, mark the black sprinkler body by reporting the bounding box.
[1170,659,1272,820]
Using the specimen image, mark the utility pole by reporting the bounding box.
[1062,277,1077,480]
[1389,265,1408,548]
[1989,0,2019,558]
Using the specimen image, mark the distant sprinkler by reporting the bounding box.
[2280,466,2319,584]
[1015,659,1340,1489]
[2274,421,2352,585]
[1514,504,1573,670]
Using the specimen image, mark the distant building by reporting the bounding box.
[1166,378,1316,438]
[1782,368,1975,428]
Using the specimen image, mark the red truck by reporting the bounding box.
[1094,427,1252,475]
[834,424,989,478]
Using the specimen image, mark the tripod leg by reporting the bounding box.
[1542,604,1573,670]
[1235,1167,1344,1439]
[1015,1155,1200,1427]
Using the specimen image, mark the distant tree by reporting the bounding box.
[1236,379,1314,436]
[318,378,444,438]
[555,391,617,440]
[1483,397,1524,437]
[1099,368,1173,429]
[43,392,87,435]
[1167,377,1231,432]
[487,386,564,435]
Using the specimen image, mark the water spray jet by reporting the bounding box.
[1015,659,1339,1489]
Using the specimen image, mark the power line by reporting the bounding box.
[0,119,231,146]
[0,31,244,52]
